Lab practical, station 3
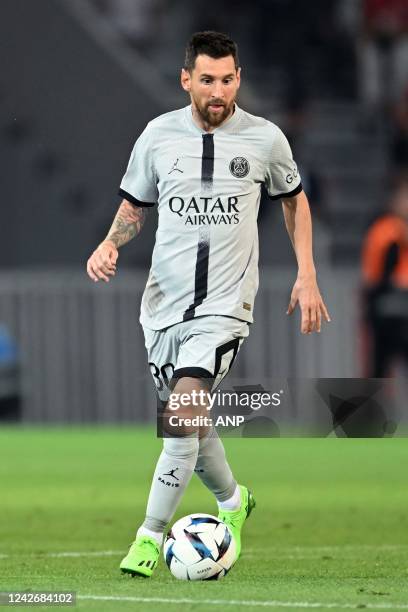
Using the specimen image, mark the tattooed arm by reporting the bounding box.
[105,199,147,248]
[86,199,147,282]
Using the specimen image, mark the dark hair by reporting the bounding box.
[184,31,239,72]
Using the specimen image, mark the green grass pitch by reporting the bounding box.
[1,427,407,611]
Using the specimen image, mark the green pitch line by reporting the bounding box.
[0,427,407,612]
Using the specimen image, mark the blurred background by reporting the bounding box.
[0,0,407,425]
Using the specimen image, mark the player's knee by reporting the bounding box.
[163,435,199,460]
[163,376,211,437]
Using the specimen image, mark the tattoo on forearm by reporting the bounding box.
[106,202,147,248]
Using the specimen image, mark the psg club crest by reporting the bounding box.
[229,157,250,178]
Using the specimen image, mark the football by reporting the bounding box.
[163,513,237,580]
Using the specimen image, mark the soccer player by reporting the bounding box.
[87,31,330,577]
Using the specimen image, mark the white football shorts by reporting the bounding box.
[143,315,249,402]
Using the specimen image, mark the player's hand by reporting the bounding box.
[86,240,118,283]
[287,274,331,334]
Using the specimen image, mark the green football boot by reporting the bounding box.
[217,485,256,560]
[120,535,160,578]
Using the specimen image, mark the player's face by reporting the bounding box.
[181,54,241,128]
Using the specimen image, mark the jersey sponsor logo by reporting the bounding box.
[229,156,250,178]
[168,195,240,225]
[286,164,298,184]
[168,158,184,174]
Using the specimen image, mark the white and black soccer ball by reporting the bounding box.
[163,513,237,580]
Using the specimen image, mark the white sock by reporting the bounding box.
[217,484,241,511]
[136,526,163,547]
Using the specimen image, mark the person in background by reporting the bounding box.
[359,0,408,119]
[362,177,408,376]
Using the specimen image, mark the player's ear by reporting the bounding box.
[181,68,191,92]
[236,67,241,90]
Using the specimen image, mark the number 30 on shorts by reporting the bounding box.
[149,362,175,391]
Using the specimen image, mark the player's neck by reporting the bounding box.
[191,103,235,133]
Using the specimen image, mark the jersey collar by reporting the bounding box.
[184,103,242,135]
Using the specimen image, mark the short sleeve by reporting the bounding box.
[118,126,158,207]
[264,127,302,200]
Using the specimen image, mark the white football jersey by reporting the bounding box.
[119,104,302,330]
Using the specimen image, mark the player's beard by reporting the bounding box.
[194,97,235,127]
